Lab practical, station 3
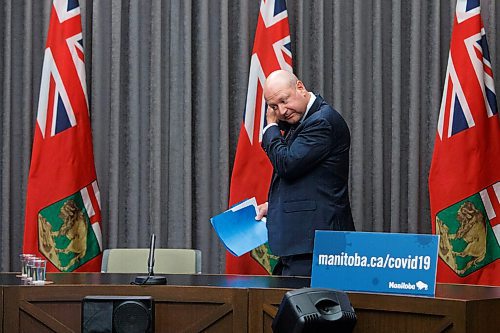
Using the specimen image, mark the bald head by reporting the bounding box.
[264,70,298,92]
[263,70,310,124]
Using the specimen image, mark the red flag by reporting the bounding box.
[429,0,500,285]
[23,0,103,272]
[226,0,293,275]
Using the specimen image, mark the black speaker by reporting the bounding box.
[272,288,356,333]
[82,296,154,333]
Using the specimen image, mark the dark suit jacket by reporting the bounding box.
[262,95,355,256]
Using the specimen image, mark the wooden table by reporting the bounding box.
[0,273,307,333]
[2,273,500,332]
[248,283,500,333]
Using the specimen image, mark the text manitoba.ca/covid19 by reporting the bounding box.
[317,253,432,270]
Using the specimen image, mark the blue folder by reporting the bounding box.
[210,198,268,256]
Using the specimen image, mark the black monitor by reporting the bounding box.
[272,288,356,333]
[82,295,154,333]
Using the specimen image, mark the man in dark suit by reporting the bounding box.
[255,70,355,276]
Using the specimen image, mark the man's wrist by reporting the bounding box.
[262,122,278,135]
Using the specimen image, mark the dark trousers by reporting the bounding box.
[272,253,313,277]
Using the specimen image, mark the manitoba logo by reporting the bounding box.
[435,182,500,276]
[37,183,102,272]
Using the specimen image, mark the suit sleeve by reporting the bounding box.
[262,117,332,181]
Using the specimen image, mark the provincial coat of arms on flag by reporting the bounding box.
[24,0,103,272]
[429,0,500,285]
[435,182,500,277]
[37,182,102,272]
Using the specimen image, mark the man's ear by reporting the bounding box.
[296,80,307,95]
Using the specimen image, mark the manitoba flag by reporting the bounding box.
[429,0,500,285]
[24,0,103,272]
[226,0,293,275]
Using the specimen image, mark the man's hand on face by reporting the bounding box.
[266,106,279,125]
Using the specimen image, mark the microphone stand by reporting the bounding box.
[133,234,167,285]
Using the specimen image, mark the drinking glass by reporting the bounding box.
[19,254,34,279]
[32,259,47,285]
[26,256,38,282]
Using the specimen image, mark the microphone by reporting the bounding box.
[147,233,156,275]
[134,234,167,285]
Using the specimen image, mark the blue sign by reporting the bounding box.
[311,231,439,296]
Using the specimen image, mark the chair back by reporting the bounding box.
[101,248,202,274]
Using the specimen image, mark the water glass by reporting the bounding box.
[32,259,47,285]
[19,254,34,278]
[26,256,38,282]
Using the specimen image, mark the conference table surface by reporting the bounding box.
[1,271,499,300]
[0,272,311,289]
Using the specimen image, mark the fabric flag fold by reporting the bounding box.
[24,0,103,272]
[429,0,500,285]
[226,0,293,275]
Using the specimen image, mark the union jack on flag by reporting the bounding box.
[37,0,88,138]
[429,0,500,286]
[226,0,293,275]
[243,0,292,145]
[437,0,498,139]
